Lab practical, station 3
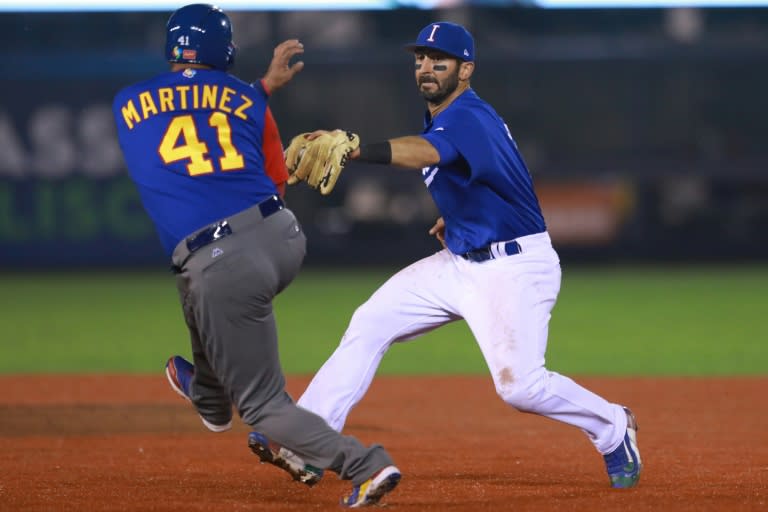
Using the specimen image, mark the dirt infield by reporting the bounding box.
[1,375,766,511]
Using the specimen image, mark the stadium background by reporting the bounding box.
[2,6,767,269]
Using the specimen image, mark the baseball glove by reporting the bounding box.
[285,130,360,195]
[284,132,314,174]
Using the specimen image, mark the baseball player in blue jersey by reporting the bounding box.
[112,4,400,507]
[256,21,643,490]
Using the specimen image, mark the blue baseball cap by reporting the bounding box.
[404,22,475,62]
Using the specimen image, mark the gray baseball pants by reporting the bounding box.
[171,200,392,484]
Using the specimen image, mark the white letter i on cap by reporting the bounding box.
[427,24,440,42]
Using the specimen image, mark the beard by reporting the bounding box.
[418,69,460,106]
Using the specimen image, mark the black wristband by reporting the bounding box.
[357,141,392,164]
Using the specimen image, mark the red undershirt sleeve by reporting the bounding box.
[262,105,288,197]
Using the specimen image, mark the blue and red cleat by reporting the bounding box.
[165,355,232,433]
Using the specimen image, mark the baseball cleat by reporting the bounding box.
[165,355,194,400]
[604,407,642,488]
[165,355,232,433]
[248,431,324,486]
[341,465,401,508]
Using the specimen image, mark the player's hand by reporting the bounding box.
[429,217,446,248]
[262,39,305,93]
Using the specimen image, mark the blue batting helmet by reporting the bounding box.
[165,4,236,70]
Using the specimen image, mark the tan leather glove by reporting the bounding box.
[286,130,360,195]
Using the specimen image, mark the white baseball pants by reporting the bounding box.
[298,232,628,455]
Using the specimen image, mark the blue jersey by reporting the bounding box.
[420,88,546,255]
[113,68,285,256]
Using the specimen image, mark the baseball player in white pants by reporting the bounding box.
[253,20,642,490]
[298,230,639,485]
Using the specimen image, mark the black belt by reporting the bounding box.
[461,240,522,263]
[172,195,284,273]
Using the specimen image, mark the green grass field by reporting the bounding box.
[2,265,766,376]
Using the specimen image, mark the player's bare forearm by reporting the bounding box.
[349,135,439,169]
[390,136,440,168]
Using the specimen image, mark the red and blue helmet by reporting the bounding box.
[165,4,236,70]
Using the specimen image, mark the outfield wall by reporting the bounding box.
[2,8,767,267]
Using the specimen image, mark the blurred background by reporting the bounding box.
[2,0,767,269]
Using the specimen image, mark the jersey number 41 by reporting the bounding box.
[159,113,244,175]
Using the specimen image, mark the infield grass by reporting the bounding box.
[1,264,766,376]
